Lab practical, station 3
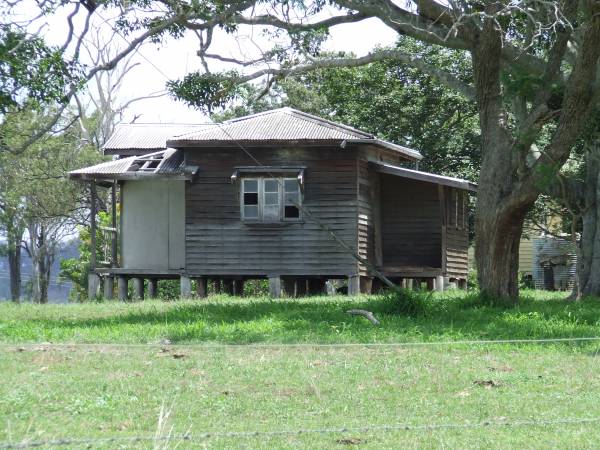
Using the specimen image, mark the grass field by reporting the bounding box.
[2,291,600,449]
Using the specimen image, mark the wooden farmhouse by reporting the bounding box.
[70,108,476,299]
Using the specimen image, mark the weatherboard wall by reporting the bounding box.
[183,147,359,277]
[380,174,443,269]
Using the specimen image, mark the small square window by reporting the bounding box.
[240,176,302,222]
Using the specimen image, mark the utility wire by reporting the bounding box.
[2,336,600,350]
[2,416,599,449]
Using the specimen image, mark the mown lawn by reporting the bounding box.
[2,291,600,449]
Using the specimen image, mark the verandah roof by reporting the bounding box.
[69,149,198,181]
[369,161,477,192]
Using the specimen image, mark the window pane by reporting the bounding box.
[265,192,279,205]
[263,204,279,220]
[284,179,299,193]
[243,179,258,192]
[244,192,258,205]
[244,205,258,218]
[284,191,299,204]
[264,179,278,192]
[284,205,300,219]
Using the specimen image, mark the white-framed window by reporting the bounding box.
[240,177,302,222]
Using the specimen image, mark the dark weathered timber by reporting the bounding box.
[380,175,442,268]
[185,147,359,277]
[195,277,208,298]
[444,187,469,280]
[148,279,158,298]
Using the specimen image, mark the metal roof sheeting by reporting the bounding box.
[103,123,214,153]
[69,149,192,180]
[170,108,373,143]
[370,161,477,191]
[167,108,422,160]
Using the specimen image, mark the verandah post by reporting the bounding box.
[269,275,282,298]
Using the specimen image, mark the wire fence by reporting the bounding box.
[1,336,600,351]
[2,416,599,449]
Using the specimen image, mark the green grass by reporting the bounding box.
[2,291,600,449]
[0,290,598,344]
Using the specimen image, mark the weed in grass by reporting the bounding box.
[379,288,429,317]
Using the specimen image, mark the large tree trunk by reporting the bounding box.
[579,145,600,297]
[470,11,534,302]
[6,226,22,302]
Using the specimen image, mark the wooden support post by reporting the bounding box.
[426,278,435,291]
[180,276,192,298]
[132,277,144,300]
[269,276,282,298]
[195,277,208,298]
[223,279,234,295]
[213,278,222,294]
[233,279,244,296]
[412,278,421,291]
[435,275,445,292]
[103,276,114,300]
[89,182,97,271]
[371,277,382,294]
[148,279,158,298]
[87,273,100,299]
[348,275,360,296]
[111,181,118,268]
[360,277,373,295]
[118,276,128,301]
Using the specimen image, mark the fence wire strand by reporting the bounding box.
[2,416,599,449]
[2,336,600,351]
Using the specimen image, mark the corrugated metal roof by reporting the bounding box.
[103,123,214,154]
[167,108,421,160]
[169,108,374,144]
[69,149,193,180]
[369,161,477,191]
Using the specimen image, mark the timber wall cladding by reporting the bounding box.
[444,187,469,278]
[184,147,359,276]
[380,174,442,268]
[355,146,416,276]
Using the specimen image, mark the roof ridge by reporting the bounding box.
[279,108,373,138]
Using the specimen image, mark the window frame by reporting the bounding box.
[240,176,303,223]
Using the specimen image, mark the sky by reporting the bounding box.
[34,5,399,124]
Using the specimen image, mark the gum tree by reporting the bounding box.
[6,0,600,301]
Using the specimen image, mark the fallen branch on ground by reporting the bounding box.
[346,309,380,325]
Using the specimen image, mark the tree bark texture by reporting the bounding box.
[579,147,600,296]
[6,226,22,302]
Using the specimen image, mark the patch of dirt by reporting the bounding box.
[473,379,502,388]
[489,366,514,373]
[336,437,365,445]
[156,347,187,359]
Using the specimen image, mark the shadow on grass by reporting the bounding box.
[6,292,600,344]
